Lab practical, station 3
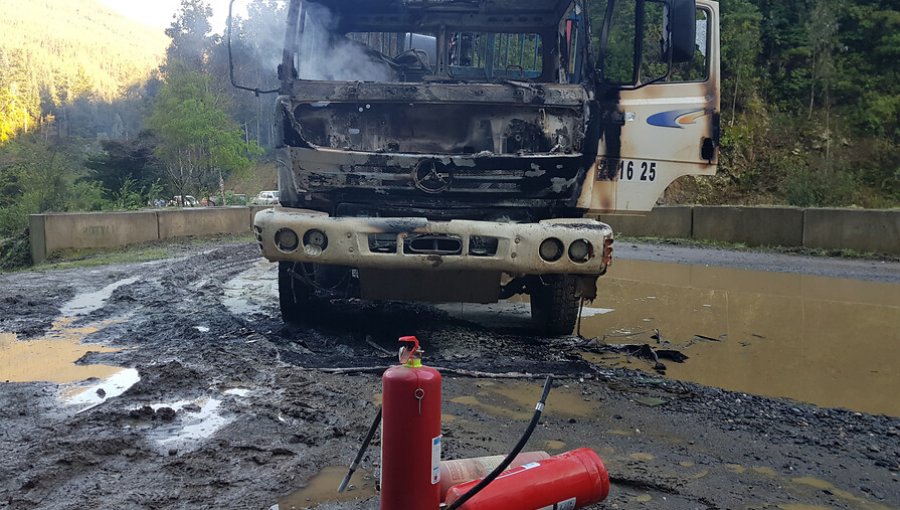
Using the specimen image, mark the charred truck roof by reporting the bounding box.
[277,0,598,221]
[301,0,580,31]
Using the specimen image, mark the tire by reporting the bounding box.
[278,261,313,323]
[530,274,579,336]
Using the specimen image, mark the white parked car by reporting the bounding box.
[253,191,280,205]
[169,195,199,207]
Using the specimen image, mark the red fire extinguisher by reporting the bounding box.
[444,448,610,510]
[381,336,442,510]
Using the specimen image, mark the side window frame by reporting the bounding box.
[594,1,711,88]
[664,5,711,83]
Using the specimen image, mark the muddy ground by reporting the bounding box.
[0,240,898,510]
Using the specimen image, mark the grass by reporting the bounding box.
[619,236,900,262]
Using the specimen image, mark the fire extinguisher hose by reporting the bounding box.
[338,406,382,493]
[445,376,553,510]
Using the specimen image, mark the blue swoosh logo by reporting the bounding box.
[647,109,706,129]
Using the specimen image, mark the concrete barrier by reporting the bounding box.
[29,207,258,263]
[600,206,693,239]
[804,208,900,254]
[30,211,159,263]
[28,206,900,263]
[157,207,251,240]
[28,215,47,265]
[693,206,804,247]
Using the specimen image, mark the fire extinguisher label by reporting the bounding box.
[538,498,577,510]
[431,435,442,484]
[557,497,577,510]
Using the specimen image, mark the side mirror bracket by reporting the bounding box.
[228,0,280,96]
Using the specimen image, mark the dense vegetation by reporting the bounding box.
[0,0,897,265]
[670,0,898,207]
[0,0,279,244]
[0,0,168,141]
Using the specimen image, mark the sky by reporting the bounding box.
[97,0,249,33]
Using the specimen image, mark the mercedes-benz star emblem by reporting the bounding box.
[413,161,453,193]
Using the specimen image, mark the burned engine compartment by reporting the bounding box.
[295,102,578,155]
[278,80,596,219]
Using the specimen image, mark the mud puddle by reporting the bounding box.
[1,275,143,402]
[1,318,125,383]
[59,276,141,317]
[445,259,900,417]
[449,380,595,421]
[131,396,235,454]
[64,368,141,409]
[274,466,377,509]
[222,259,278,317]
[581,259,900,416]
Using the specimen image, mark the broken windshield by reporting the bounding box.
[287,0,587,84]
[447,32,544,81]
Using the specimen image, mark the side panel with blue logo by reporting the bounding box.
[578,0,720,213]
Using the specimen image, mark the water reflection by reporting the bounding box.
[581,260,900,416]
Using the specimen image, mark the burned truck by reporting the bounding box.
[251,0,720,334]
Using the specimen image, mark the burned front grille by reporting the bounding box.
[367,233,499,257]
[298,154,580,199]
[368,233,398,253]
[311,165,527,194]
[468,235,499,256]
[405,234,463,255]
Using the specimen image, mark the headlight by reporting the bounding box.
[539,238,564,262]
[568,239,593,263]
[274,228,299,252]
[303,229,328,249]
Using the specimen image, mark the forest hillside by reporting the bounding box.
[0,0,168,140]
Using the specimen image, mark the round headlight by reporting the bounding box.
[303,229,328,250]
[539,238,564,262]
[274,228,299,252]
[568,239,593,263]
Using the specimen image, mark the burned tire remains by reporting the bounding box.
[278,261,313,322]
[530,274,579,336]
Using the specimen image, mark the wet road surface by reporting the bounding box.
[0,240,897,510]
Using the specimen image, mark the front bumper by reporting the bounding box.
[254,208,613,275]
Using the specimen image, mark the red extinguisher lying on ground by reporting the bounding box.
[338,336,610,510]
[444,448,609,510]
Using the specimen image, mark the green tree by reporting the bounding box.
[0,48,40,142]
[719,0,763,126]
[147,69,259,204]
[84,131,163,203]
[0,137,106,237]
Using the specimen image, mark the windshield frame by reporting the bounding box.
[282,0,594,85]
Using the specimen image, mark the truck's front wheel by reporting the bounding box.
[278,261,314,322]
[530,274,579,336]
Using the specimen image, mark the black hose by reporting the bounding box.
[338,406,382,493]
[445,376,553,510]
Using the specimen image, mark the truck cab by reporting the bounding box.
[252,0,720,334]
